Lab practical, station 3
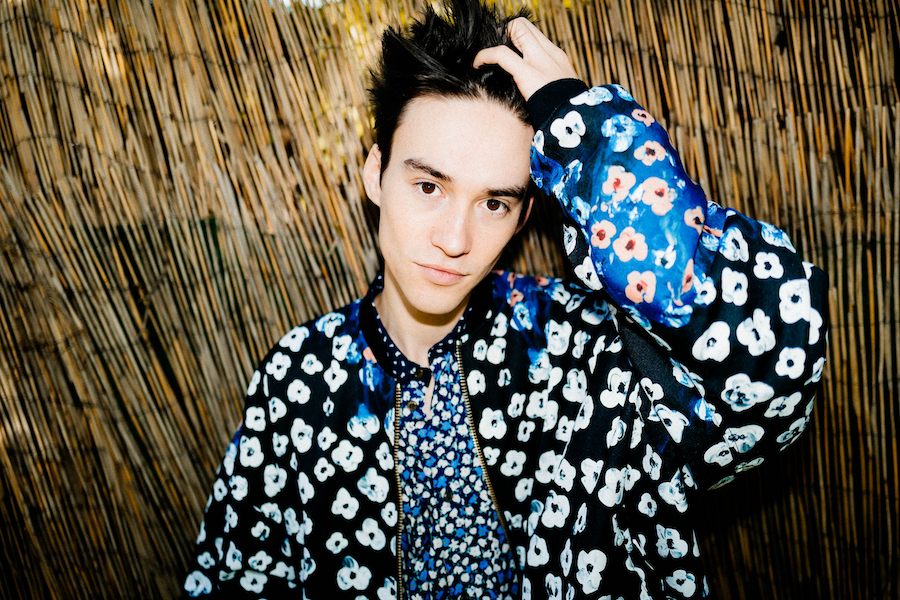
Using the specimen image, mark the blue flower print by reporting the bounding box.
[601,115,639,152]
[570,86,613,106]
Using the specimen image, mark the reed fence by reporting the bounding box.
[0,0,896,598]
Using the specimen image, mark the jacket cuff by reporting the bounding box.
[526,78,590,128]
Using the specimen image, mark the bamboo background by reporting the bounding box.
[0,0,896,598]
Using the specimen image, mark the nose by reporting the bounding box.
[431,203,471,258]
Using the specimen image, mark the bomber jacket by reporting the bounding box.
[184,81,828,599]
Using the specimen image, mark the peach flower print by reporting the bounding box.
[681,259,695,295]
[633,140,667,166]
[591,220,617,249]
[626,270,657,304]
[684,206,705,234]
[640,177,676,216]
[510,289,524,306]
[632,108,656,126]
[363,347,377,363]
[601,165,636,202]
[612,227,648,262]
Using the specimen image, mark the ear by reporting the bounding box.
[515,193,535,234]
[363,144,383,207]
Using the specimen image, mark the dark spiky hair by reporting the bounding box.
[369,0,530,170]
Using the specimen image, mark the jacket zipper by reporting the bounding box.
[393,382,404,595]
[455,341,511,544]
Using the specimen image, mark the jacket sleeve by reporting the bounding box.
[529,80,828,489]
[183,349,308,597]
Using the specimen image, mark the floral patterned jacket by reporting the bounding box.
[184,81,828,599]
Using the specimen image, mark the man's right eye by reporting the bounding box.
[418,182,438,195]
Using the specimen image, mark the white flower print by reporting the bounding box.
[286,379,311,404]
[316,426,337,452]
[332,439,364,472]
[658,472,688,513]
[692,321,731,362]
[213,479,227,503]
[515,477,535,502]
[719,228,749,262]
[761,222,796,250]
[283,508,300,537]
[324,359,348,393]
[597,467,625,507]
[541,490,571,528]
[332,334,353,361]
[666,569,697,597]
[239,571,267,593]
[527,534,551,566]
[498,367,512,387]
[479,407,508,439]
[196,551,216,569]
[299,546,316,580]
[779,278,811,324]
[290,418,314,453]
[381,502,397,527]
[630,415,645,448]
[375,441,393,471]
[229,474,248,501]
[467,369,487,395]
[348,414,379,441]
[753,251,784,279]
[268,397,286,423]
[765,391,803,418]
[721,373,774,412]
[560,538,574,576]
[535,450,561,485]
[612,84,634,100]
[487,338,507,364]
[245,406,266,432]
[721,267,748,306]
[223,441,237,476]
[571,86,613,106]
[246,370,261,396]
[355,517,386,551]
[546,573,563,600]
[807,356,826,384]
[648,404,690,443]
[185,571,212,596]
[508,392,526,418]
[518,420,536,442]
[694,274,717,306]
[573,392,594,431]
[555,415,575,442]
[250,521,270,541]
[775,417,809,444]
[576,549,607,594]
[500,449,528,477]
[247,550,272,571]
[606,415,627,447]
[533,129,545,155]
[336,556,371,591]
[546,320,573,356]
[332,488,360,520]
[550,110,586,148]
[638,492,658,517]
[265,352,291,381]
[315,312,345,338]
[357,467,389,504]
[573,502,588,535]
[643,445,663,480]
[270,562,295,581]
[736,457,765,472]
[693,397,722,426]
[483,446,501,466]
[271,432,288,457]
[225,541,242,570]
[562,368,589,403]
[239,435,264,468]
[278,326,309,352]
[224,504,238,532]
[573,255,603,290]
[703,441,732,466]
[656,524,688,558]
[775,346,806,380]
[300,354,324,375]
[580,458,604,493]
[554,457,577,492]
[736,308,776,356]
[723,424,766,453]
[263,464,287,497]
[599,367,632,408]
[296,471,315,504]
[473,338,489,361]
[526,390,559,431]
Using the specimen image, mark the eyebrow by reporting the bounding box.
[403,158,528,201]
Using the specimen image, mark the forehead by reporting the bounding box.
[389,95,534,190]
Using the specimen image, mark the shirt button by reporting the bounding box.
[414,367,426,379]
[406,400,417,412]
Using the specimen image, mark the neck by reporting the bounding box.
[374,284,468,367]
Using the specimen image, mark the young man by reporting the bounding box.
[184,1,827,598]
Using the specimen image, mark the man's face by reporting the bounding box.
[364,95,534,327]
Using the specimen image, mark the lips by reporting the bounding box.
[417,263,466,285]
